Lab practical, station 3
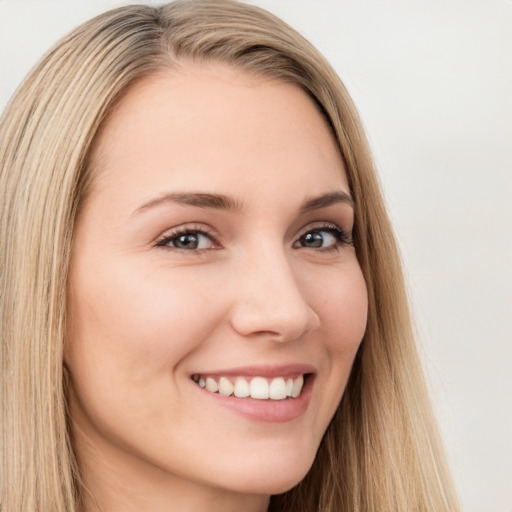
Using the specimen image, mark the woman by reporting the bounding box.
[0,1,460,511]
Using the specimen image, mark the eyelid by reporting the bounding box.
[294,221,353,248]
[155,223,221,249]
[297,221,351,238]
[153,220,353,252]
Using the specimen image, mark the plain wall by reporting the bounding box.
[1,1,511,511]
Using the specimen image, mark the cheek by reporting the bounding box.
[295,260,367,440]
[309,261,368,351]
[311,261,367,391]
[65,260,225,392]
[64,262,230,454]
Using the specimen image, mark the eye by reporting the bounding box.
[294,224,351,250]
[156,228,218,251]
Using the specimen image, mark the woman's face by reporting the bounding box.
[66,64,367,507]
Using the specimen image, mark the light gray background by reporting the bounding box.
[1,1,511,511]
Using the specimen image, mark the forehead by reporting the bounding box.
[86,63,348,210]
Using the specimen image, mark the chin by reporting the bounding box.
[213,447,316,496]
[224,471,309,497]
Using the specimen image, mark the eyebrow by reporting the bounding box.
[299,191,354,212]
[133,190,354,217]
[133,192,244,216]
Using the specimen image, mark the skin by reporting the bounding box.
[66,63,368,512]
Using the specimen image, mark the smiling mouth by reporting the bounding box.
[191,374,306,400]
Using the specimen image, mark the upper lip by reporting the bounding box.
[191,363,316,379]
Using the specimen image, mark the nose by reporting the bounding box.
[228,249,320,343]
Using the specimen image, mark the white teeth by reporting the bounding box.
[218,377,234,396]
[196,374,306,400]
[269,377,287,400]
[205,377,219,393]
[234,377,250,398]
[286,378,293,397]
[291,375,304,398]
[250,377,269,399]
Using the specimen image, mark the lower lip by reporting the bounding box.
[195,375,314,423]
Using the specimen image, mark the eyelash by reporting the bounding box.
[155,223,353,253]
[155,224,220,254]
[295,223,353,252]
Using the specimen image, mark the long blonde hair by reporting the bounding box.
[0,1,459,511]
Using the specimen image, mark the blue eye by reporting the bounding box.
[295,226,351,250]
[157,230,216,250]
